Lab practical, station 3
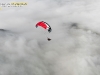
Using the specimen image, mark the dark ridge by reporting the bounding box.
[71,23,78,29]
[0,29,7,31]
[0,29,14,37]
[71,23,100,36]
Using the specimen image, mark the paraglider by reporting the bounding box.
[36,21,52,41]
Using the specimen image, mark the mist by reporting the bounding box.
[0,0,100,75]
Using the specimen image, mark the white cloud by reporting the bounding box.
[0,0,100,75]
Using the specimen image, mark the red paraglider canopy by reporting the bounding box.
[36,21,49,29]
[36,21,52,33]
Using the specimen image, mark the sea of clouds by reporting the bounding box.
[0,0,100,75]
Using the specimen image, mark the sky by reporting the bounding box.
[0,0,100,75]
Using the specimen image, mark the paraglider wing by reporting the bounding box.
[36,21,52,33]
[44,22,52,33]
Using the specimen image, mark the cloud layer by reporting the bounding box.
[0,0,100,75]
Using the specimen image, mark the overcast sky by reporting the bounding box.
[0,0,100,75]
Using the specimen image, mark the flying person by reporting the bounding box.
[47,37,51,41]
[36,21,52,41]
